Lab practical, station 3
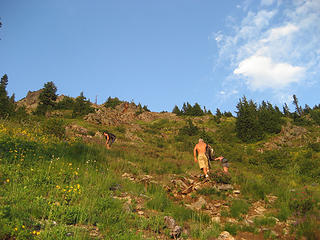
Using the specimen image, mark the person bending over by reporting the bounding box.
[103,131,116,149]
[215,156,229,173]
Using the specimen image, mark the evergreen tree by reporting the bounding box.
[192,103,204,116]
[143,105,150,112]
[258,101,283,134]
[292,94,302,116]
[55,96,75,110]
[216,108,222,118]
[235,96,263,142]
[223,111,233,117]
[35,81,57,115]
[303,104,312,115]
[0,74,14,118]
[172,105,181,115]
[72,92,94,117]
[283,103,290,117]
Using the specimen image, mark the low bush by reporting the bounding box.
[41,118,66,139]
[229,199,249,219]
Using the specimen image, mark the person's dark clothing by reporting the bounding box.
[105,132,116,146]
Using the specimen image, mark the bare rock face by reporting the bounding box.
[17,90,43,113]
[84,102,180,126]
[263,122,308,150]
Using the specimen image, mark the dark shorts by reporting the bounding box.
[222,162,229,168]
[106,134,116,146]
[222,158,229,168]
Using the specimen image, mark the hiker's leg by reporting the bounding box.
[203,167,208,177]
[109,136,115,147]
[106,141,110,149]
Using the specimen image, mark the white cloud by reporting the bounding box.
[234,55,305,90]
[262,24,299,43]
[214,0,320,94]
[220,91,226,95]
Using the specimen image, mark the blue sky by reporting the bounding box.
[0,0,319,113]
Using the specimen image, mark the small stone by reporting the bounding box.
[164,216,176,229]
[212,216,221,223]
[214,203,222,208]
[217,231,235,240]
[255,206,266,214]
[233,190,240,194]
[218,184,233,191]
[170,225,182,239]
[190,196,207,211]
[137,211,144,215]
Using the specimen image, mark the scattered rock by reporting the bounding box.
[254,206,266,214]
[122,173,135,181]
[164,216,176,229]
[164,216,182,239]
[217,184,233,191]
[214,203,222,208]
[170,225,182,239]
[217,231,235,240]
[233,190,240,194]
[189,196,207,211]
[211,216,221,223]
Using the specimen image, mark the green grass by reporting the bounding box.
[1,113,320,239]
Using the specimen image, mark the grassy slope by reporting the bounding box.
[0,115,319,240]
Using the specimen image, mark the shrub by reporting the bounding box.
[42,118,66,138]
[308,142,320,152]
[229,199,249,219]
[55,96,75,110]
[253,216,276,227]
[224,222,239,236]
[262,150,290,169]
[104,96,122,109]
[310,109,320,125]
[178,119,199,136]
[289,187,316,216]
[210,170,231,184]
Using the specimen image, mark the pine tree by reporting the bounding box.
[283,103,290,117]
[0,74,14,118]
[72,92,94,117]
[258,101,282,134]
[172,105,181,115]
[216,108,222,118]
[292,94,302,116]
[192,103,204,116]
[235,96,263,142]
[35,81,57,115]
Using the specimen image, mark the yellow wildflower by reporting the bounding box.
[14,227,18,231]
[6,179,9,183]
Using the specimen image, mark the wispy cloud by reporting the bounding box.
[214,0,320,97]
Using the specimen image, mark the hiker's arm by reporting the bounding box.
[106,134,109,142]
[193,146,197,162]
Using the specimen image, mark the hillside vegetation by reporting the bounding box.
[0,80,320,240]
